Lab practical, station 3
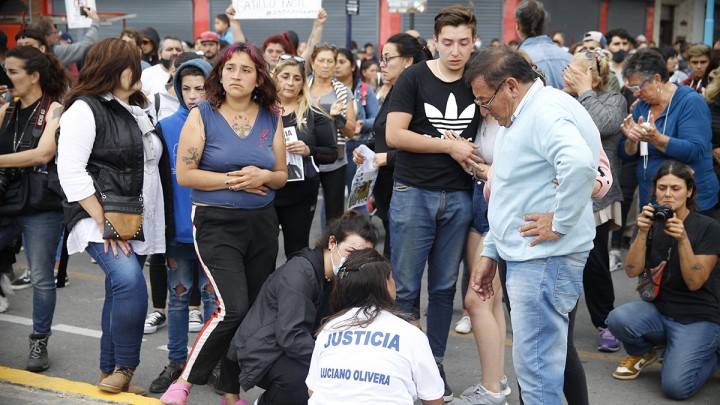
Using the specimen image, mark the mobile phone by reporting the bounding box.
[0,68,13,89]
[80,6,88,17]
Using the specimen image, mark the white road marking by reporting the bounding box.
[0,314,146,341]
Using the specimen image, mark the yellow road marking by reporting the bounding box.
[0,366,161,404]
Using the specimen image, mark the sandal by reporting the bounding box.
[160,380,190,405]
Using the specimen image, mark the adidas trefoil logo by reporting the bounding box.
[424,93,476,137]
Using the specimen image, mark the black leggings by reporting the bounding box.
[583,221,615,328]
[184,205,278,387]
[320,166,347,223]
[611,160,638,249]
[148,253,201,309]
[275,178,320,259]
[498,259,589,405]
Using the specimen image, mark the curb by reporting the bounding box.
[0,366,160,404]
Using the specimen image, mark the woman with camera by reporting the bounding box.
[0,46,68,373]
[606,160,720,400]
[58,38,167,394]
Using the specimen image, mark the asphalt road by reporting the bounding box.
[1,212,718,404]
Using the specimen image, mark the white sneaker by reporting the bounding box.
[0,294,8,313]
[454,315,472,334]
[188,309,203,332]
[609,250,623,272]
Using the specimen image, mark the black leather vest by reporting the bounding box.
[63,96,145,232]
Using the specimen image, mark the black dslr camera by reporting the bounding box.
[0,168,24,202]
[651,204,673,221]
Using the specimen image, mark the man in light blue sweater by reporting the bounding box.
[466,47,600,404]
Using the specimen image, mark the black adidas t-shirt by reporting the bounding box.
[388,62,480,190]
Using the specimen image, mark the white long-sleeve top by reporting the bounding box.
[58,99,165,256]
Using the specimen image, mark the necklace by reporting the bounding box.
[436,60,450,82]
[13,99,41,152]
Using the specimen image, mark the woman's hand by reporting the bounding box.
[373,152,387,167]
[352,148,365,165]
[664,214,688,241]
[637,204,655,232]
[355,119,364,134]
[329,99,345,117]
[286,140,310,157]
[621,114,644,142]
[98,222,132,258]
[563,64,593,95]
[226,166,271,191]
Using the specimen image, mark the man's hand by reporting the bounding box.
[471,256,497,301]
[520,212,560,246]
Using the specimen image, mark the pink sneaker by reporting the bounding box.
[160,381,190,405]
[220,397,249,405]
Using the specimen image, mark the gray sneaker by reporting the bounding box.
[461,384,507,405]
[461,376,511,399]
[27,334,50,372]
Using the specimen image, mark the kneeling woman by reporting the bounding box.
[307,248,445,405]
[227,211,377,404]
[607,160,720,400]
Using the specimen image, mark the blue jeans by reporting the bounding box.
[389,182,472,359]
[86,243,147,372]
[0,210,64,336]
[505,252,589,405]
[607,300,720,400]
[166,244,218,363]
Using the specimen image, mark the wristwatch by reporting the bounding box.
[551,224,565,237]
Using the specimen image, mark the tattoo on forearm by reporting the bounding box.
[182,146,200,166]
[691,263,703,272]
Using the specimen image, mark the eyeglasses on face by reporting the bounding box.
[379,55,401,65]
[626,79,650,93]
[474,78,507,109]
[280,54,305,63]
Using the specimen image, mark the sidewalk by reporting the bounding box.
[0,367,159,405]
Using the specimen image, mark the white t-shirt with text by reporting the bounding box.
[306,308,444,404]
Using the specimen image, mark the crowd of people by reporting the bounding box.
[1,0,719,404]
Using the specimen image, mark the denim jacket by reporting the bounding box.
[519,36,572,90]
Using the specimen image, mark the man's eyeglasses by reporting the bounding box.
[280,54,305,64]
[474,78,507,109]
[379,55,401,65]
[626,79,649,93]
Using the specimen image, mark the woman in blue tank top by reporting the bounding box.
[161,43,287,405]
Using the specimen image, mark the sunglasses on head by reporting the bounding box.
[280,54,305,63]
[581,48,605,72]
[314,43,337,51]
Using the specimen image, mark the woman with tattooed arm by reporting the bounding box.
[160,42,287,405]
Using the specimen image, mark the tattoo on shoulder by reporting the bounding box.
[51,106,62,120]
[691,263,704,272]
[182,146,200,166]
